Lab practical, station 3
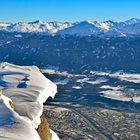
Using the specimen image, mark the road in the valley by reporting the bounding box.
[44,103,118,140]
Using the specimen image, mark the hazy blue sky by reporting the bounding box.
[0,0,139,22]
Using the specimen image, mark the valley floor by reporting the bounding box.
[44,104,140,140]
[43,68,140,140]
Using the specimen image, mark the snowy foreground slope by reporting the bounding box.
[0,62,59,140]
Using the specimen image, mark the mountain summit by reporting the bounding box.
[0,19,140,37]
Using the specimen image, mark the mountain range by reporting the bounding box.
[1,18,140,37]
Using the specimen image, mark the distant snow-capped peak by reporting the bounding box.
[0,20,73,34]
[124,18,140,25]
[0,19,140,37]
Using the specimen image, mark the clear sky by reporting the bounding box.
[0,0,140,23]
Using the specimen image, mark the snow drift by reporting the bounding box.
[0,62,58,140]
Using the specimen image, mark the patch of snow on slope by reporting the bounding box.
[72,86,82,89]
[85,77,108,85]
[90,71,140,103]
[76,77,108,85]
[100,90,132,102]
[110,73,140,84]
[100,85,124,90]
[54,78,70,85]
[14,34,22,38]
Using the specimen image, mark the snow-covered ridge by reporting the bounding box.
[0,62,59,140]
[1,18,140,36]
[0,20,73,35]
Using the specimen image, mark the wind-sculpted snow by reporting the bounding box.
[0,62,58,140]
[0,95,41,140]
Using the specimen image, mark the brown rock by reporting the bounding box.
[37,114,52,140]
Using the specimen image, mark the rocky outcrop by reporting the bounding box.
[37,115,52,140]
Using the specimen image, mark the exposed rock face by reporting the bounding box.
[37,115,52,140]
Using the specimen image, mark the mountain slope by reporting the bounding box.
[57,21,104,36]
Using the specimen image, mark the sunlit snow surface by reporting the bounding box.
[0,62,59,140]
[91,71,140,103]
